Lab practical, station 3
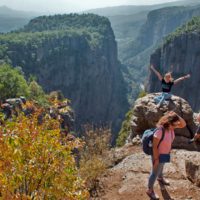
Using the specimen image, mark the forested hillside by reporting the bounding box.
[145,15,200,112]
[0,13,129,141]
[107,11,149,49]
[119,5,200,105]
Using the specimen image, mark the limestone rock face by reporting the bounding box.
[129,93,200,151]
[6,15,129,139]
[145,31,200,112]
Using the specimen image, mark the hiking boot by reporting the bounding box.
[146,189,159,200]
[157,177,170,185]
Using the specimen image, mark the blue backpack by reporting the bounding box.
[142,127,165,155]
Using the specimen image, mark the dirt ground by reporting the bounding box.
[92,144,200,200]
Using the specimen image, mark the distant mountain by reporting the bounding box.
[0,6,52,32]
[81,0,200,16]
[0,6,41,18]
[107,10,149,48]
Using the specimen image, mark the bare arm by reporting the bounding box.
[174,74,190,84]
[193,133,200,141]
[150,65,162,81]
[152,136,160,169]
[171,111,186,129]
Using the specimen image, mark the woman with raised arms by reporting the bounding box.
[150,65,190,108]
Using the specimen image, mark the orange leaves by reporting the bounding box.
[0,100,89,199]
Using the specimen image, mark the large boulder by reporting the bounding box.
[128,93,200,151]
[186,154,200,187]
[58,108,75,136]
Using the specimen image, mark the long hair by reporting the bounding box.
[157,112,179,130]
[164,73,173,82]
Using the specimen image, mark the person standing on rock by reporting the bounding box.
[150,65,190,108]
[146,111,186,200]
[188,113,200,144]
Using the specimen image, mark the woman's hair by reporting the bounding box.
[164,73,173,82]
[157,112,179,129]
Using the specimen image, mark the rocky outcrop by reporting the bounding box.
[127,93,200,151]
[1,97,76,134]
[59,108,75,135]
[145,30,200,112]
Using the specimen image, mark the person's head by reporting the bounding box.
[164,73,173,82]
[197,113,200,123]
[157,112,180,130]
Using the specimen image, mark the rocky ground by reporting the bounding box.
[93,143,200,200]
[89,94,200,199]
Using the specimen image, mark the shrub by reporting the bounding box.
[49,91,57,99]
[0,64,30,100]
[0,100,89,199]
[79,123,112,190]
[57,90,65,101]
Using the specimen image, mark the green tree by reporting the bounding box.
[28,80,47,104]
[29,80,40,97]
[0,64,30,100]
[28,74,37,85]
[57,90,65,101]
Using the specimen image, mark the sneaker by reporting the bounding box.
[188,139,194,144]
[146,189,159,200]
[157,177,170,185]
[156,103,161,108]
[165,101,169,106]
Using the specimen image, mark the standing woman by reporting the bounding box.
[151,65,190,108]
[146,111,186,199]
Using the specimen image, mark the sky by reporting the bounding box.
[0,0,183,14]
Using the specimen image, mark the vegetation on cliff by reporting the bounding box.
[19,14,112,36]
[0,64,47,104]
[0,14,114,73]
[80,123,112,192]
[163,15,200,43]
[116,90,147,147]
[0,100,89,199]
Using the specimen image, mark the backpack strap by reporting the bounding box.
[154,127,165,148]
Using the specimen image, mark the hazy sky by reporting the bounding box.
[0,0,183,13]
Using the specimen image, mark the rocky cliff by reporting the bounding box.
[118,5,200,104]
[0,14,129,140]
[145,18,200,112]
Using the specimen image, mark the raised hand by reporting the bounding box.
[185,74,190,78]
[150,65,154,70]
